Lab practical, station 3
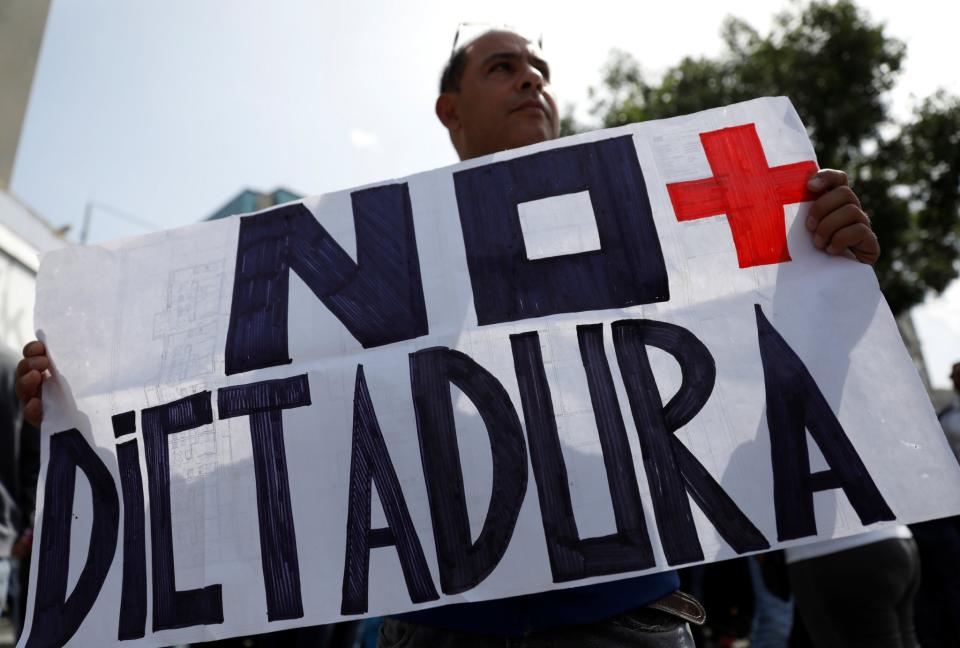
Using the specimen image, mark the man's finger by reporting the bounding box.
[22,340,45,358]
[15,357,30,380]
[16,355,48,378]
[812,203,870,249]
[806,186,863,231]
[15,369,42,403]
[824,223,880,264]
[23,397,43,427]
[806,168,848,193]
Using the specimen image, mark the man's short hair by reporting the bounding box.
[439,42,470,94]
[439,28,537,94]
[439,28,542,94]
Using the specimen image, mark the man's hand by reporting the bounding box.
[805,169,880,265]
[15,340,48,427]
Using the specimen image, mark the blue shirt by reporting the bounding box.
[396,571,679,636]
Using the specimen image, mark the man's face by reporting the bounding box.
[437,30,560,160]
[951,363,960,394]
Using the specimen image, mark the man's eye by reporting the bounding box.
[490,62,512,73]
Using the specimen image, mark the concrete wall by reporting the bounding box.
[0,0,52,190]
[0,191,65,353]
[0,237,39,353]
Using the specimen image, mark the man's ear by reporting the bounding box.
[435,93,460,133]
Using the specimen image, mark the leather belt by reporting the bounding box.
[648,591,707,626]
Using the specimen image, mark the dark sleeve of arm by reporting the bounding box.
[18,420,40,526]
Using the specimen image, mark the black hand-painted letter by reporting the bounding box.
[218,374,312,621]
[453,136,668,325]
[116,434,147,640]
[142,393,224,631]
[511,327,656,582]
[225,184,428,374]
[754,305,895,541]
[341,366,439,615]
[613,319,769,565]
[25,429,119,648]
[409,348,528,594]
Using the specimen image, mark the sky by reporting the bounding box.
[10,0,960,387]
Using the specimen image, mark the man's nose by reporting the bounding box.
[516,61,545,92]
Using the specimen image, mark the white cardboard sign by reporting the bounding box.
[20,97,960,647]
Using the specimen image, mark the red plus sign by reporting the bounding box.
[666,123,818,268]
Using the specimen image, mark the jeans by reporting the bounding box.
[747,556,793,647]
[378,607,695,648]
[0,557,10,606]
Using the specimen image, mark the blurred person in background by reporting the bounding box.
[785,524,920,648]
[0,348,40,641]
[937,362,960,465]
[907,362,960,647]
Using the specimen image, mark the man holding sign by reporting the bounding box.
[382,28,877,647]
[17,26,942,648]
